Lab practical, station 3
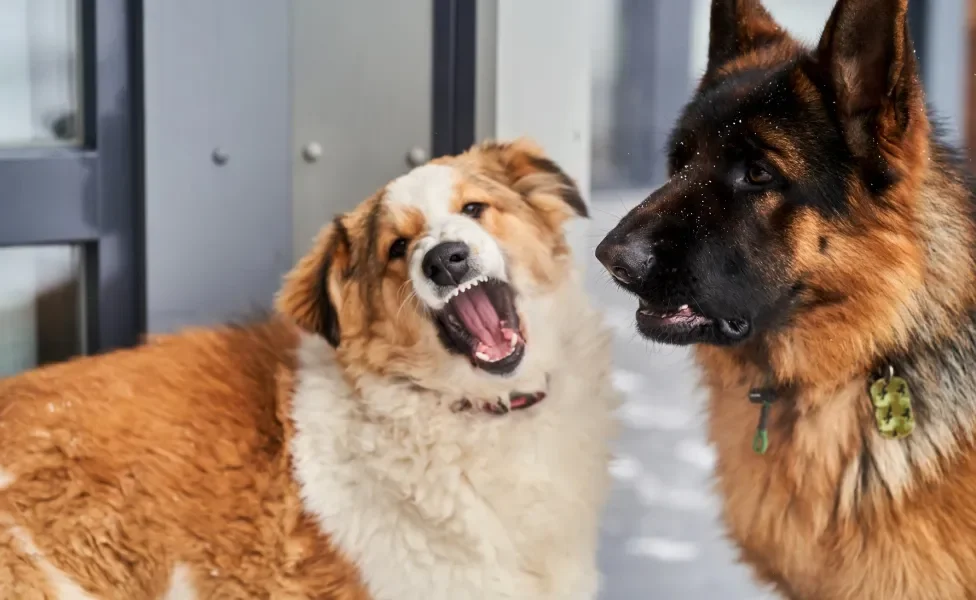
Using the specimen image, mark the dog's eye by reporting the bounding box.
[388,238,408,260]
[461,202,487,219]
[745,163,774,186]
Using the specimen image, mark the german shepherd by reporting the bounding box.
[596,0,976,598]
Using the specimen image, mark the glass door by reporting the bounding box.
[0,0,140,377]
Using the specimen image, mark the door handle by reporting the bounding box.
[406,146,428,168]
[302,142,323,163]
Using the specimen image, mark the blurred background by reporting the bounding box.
[0,0,969,598]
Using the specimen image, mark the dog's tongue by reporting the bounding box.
[453,287,507,358]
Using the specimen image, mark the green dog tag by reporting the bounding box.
[869,375,914,439]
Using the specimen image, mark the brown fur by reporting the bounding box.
[699,152,976,598]
[596,0,976,597]
[276,139,584,385]
[0,139,583,598]
[696,1,976,598]
[0,321,370,598]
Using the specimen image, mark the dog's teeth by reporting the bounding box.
[509,333,518,349]
[679,304,689,311]
[475,351,491,362]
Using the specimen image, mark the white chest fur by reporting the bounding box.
[289,303,617,600]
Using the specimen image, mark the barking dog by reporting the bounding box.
[0,140,617,600]
[597,0,976,598]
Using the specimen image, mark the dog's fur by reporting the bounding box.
[0,140,617,599]
[597,0,976,598]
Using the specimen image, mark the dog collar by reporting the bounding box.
[749,362,916,455]
[451,375,550,416]
[748,383,778,455]
[483,390,547,415]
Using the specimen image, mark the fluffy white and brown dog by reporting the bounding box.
[0,139,618,599]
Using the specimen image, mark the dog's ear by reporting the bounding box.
[706,0,784,73]
[479,138,588,224]
[816,0,918,150]
[276,218,350,347]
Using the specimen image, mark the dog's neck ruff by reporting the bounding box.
[287,285,618,600]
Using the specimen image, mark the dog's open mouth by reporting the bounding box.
[435,277,526,375]
[637,299,751,344]
[639,301,712,328]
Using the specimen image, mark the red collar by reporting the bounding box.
[483,389,547,415]
[450,387,548,416]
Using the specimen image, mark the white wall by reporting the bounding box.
[589,0,622,158]
[492,0,593,272]
[926,0,968,144]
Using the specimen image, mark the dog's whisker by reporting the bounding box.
[395,289,419,323]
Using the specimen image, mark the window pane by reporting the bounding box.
[0,245,86,378]
[0,0,81,147]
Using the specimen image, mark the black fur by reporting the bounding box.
[526,155,590,218]
[705,0,781,76]
[316,217,348,347]
[596,0,920,348]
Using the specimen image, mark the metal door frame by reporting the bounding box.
[432,0,477,157]
[0,0,143,354]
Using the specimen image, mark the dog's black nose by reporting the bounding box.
[423,241,471,287]
[595,236,654,287]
